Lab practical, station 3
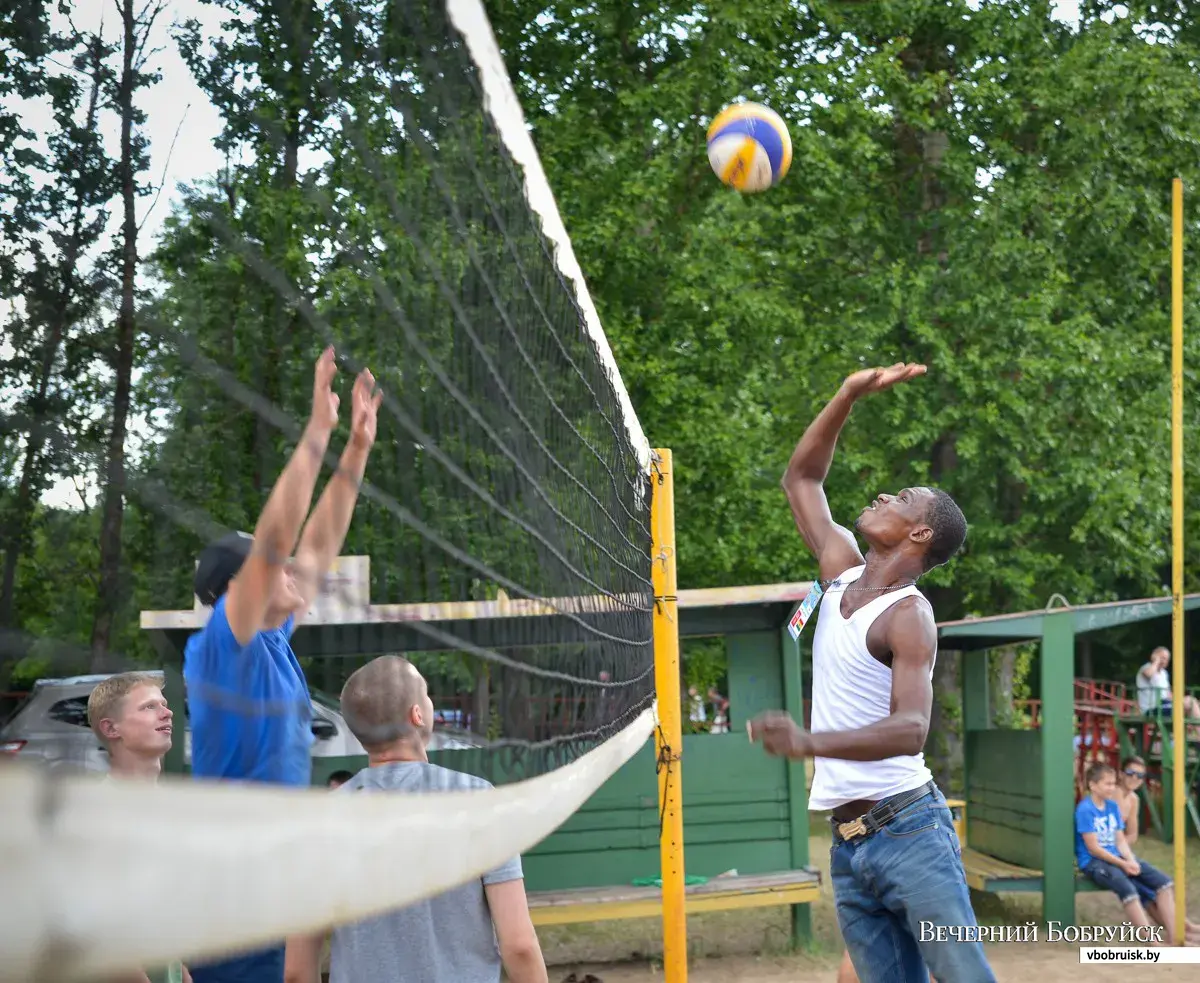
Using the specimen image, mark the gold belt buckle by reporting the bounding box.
[838,817,868,841]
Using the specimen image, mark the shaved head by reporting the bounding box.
[340,655,433,752]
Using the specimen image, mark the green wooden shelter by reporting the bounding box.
[942,593,1200,926]
[141,578,821,941]
[141,577,1198,936]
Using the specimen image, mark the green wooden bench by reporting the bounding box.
[960,847,1100,895]
[962,729,1101,903]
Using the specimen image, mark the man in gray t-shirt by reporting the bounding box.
[283,656,547,983]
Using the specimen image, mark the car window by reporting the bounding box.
[48,697,91,728]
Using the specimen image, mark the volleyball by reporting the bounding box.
[706,102,792,193]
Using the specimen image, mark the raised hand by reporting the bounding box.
[311,346,340,432]
[840,362,927,400]
[348,367,383,450]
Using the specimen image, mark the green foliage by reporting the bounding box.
[1011,646,1035,704]
[487,0,1200,629]
[0,24,116,654]
[7,0,1200,709]
[682,636,727,699]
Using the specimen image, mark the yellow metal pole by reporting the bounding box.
[1170,176,1186,948]
[651,448,687,983]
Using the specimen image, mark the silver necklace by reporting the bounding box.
[821,578,916,593]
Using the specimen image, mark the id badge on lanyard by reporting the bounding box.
[786,580,825,640]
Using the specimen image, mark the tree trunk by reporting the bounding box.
[1078,637,1094,680]
[928,652,962,793]
[90,6,140,669]
[0,431,45,627]
[470,661,490,737]
[926,430,962,787]
[253,3,309,495]
[501,668,534,743]
[0,37,105,628]
[991,646,1018,726]
[925,583,963,793]
[895,28,959,790]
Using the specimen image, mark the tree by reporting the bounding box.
[0,28,114,632]
[481,0,1200,780]
[8,0,1191,768]
[90,0,166,668]
[485,0,1200,605]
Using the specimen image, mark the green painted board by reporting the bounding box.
[425,731,790,891]
[966,729,1044,870]
[522,840,792,891]
[547,799,787,834]
[727,631,784,727]
[527,819,788,854]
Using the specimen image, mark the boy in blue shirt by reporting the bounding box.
[184,347,381,983]
[1075,762,1177,940]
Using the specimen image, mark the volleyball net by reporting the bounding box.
[0,0,675,979]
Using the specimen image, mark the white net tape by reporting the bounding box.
[0,707,654,982]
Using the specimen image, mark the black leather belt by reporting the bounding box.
[830,780,938,842]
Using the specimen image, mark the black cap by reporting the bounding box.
[194,531,254,606]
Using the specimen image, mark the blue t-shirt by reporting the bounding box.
[183,596,313,787]
[1074,796,1124,871]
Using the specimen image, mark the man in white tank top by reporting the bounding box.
[748,363,995,983]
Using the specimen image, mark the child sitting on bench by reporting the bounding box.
[1076,762,1179,943]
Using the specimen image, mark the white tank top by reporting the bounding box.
[807,564,935,810]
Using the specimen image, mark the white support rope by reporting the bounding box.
[0,707,655,983]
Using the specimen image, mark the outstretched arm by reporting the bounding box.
[749,597,935,761]
[782,386,863,582]
[782,364,925,582]
[225,348,340,645]
[293,368,383,614]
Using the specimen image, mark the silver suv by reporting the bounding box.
[0,673,481,775]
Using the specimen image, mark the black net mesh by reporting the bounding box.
[0,0,654,784]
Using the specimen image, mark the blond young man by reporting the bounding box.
[87,672,175,780]
[284,655,547,983]
[87,673,191,983]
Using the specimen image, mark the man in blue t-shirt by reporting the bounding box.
[1075,762,1177,939]
[184,347,381,983]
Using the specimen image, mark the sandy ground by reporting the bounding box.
[549,943,1195,982]
[534,832,1200,983]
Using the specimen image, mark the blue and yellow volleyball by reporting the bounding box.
[706,102,792,193]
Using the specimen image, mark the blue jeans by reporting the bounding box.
[831,787,996,983]
[1084,856,1172,907]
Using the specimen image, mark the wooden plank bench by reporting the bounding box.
[527,868,822,926]
[961,847,1100,894]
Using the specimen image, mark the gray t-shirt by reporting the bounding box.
[329,761,524,983]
